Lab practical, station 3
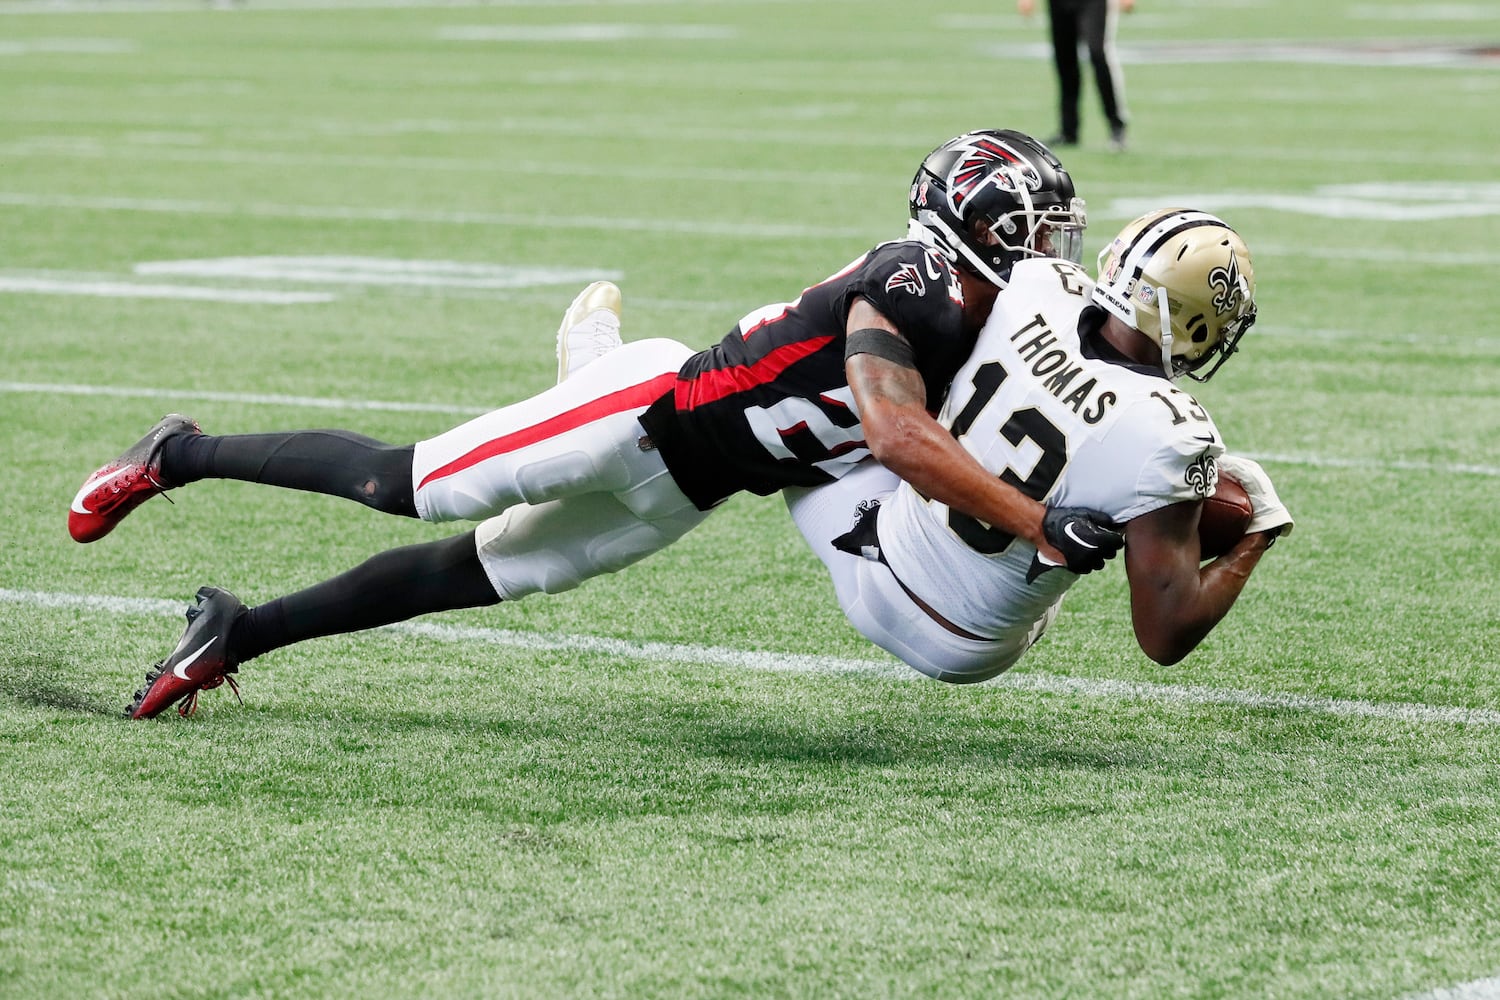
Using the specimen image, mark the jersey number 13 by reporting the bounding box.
[944,360,1067,555]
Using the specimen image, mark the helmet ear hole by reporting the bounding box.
[1186,315,1210,344]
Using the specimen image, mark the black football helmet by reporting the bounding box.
[908,130,1086,288]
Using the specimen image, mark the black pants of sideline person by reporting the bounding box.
[1047,0,1127,143]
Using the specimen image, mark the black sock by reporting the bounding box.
[160,430,417,517]
[228,530,500,664]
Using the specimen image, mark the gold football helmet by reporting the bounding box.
[1091,208,1257,381]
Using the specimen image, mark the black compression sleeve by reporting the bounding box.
[228,530,499,663]
[845,327,917,369]
[161,430,417,517]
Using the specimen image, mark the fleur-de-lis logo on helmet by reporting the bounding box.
[1209,251,1247,318]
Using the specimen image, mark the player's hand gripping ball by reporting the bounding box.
[1197,475,1254,560]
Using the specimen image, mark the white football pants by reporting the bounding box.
[785,461,1058,683]
[412,338,711,600]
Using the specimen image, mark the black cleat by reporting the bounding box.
[126,587,245,720]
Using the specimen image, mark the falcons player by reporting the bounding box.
[786,209,1294,681]
[66,130,1116,719]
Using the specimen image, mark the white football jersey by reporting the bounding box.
[876,257,1226,640]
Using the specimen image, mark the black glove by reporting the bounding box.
[1041,506,1124,575]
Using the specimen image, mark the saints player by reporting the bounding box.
[67,130,1122,719]
[785,208,1294,682]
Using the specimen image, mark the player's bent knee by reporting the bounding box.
[484,522,673,598]
[473,499,704,601]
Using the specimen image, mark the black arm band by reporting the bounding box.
[845,328,917,370]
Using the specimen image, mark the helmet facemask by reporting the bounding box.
[973,191,1088,277]
[908,130,1085,289]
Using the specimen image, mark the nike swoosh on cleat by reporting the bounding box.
[70,467,123,515]
[171,638,218,681]
[1062,523,1099,549]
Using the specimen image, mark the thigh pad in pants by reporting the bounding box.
[474,481,709,600]
[413,338,694,523]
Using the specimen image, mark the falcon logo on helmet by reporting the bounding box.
[906,129,1087,289]
[947,137,1043,211]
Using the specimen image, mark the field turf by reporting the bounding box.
[2,1,1498,997]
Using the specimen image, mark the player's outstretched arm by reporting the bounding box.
[847,350,1059,557]
[841,300,1055,561]
[1123,500,1277,665]
[843,299,1123,572]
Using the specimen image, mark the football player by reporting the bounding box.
[67,129,1123,719]
[785,208,1294,682]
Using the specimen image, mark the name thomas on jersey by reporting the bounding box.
[875,256,1226,642]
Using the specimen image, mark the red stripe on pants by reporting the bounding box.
[416,372,676,492]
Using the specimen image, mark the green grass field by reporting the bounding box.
[3,0,1498,996]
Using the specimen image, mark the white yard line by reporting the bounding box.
[0,37,135,53]
[0,275,335,304]
[985,39,1500,68]
[1249,451,1500,479]
[1406,976,1500,1000]
[0,139,868,186]
[1353,3,1500,20]
[436,24,738,42]
[3,187,1497,251]
[1257,325,1500,350]
[2,118,1476,169]
[0,265,737,310]
[0,191,865,240]
[0,381,487,415]
[1103,187,1500,223]
[0,247,727,309]
[3,108,1496,169]
[0,0,833,11]
[133,256,621,290]
[4,586,1498,728]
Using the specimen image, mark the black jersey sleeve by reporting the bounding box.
[836,242,972,402]
[642,242,976,510]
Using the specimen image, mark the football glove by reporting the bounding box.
[1218,455,1294,539]
[1041,506,1125,575]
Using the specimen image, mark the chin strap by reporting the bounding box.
[1153,283,1177,380]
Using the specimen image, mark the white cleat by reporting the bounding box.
[556,280,623,382]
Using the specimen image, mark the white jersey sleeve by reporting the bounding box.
[1089,390,1224,524]
[875,258,1224,642]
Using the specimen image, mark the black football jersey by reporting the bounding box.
[638,240,972,510]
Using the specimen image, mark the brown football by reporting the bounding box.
[1198,474,1254,560]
